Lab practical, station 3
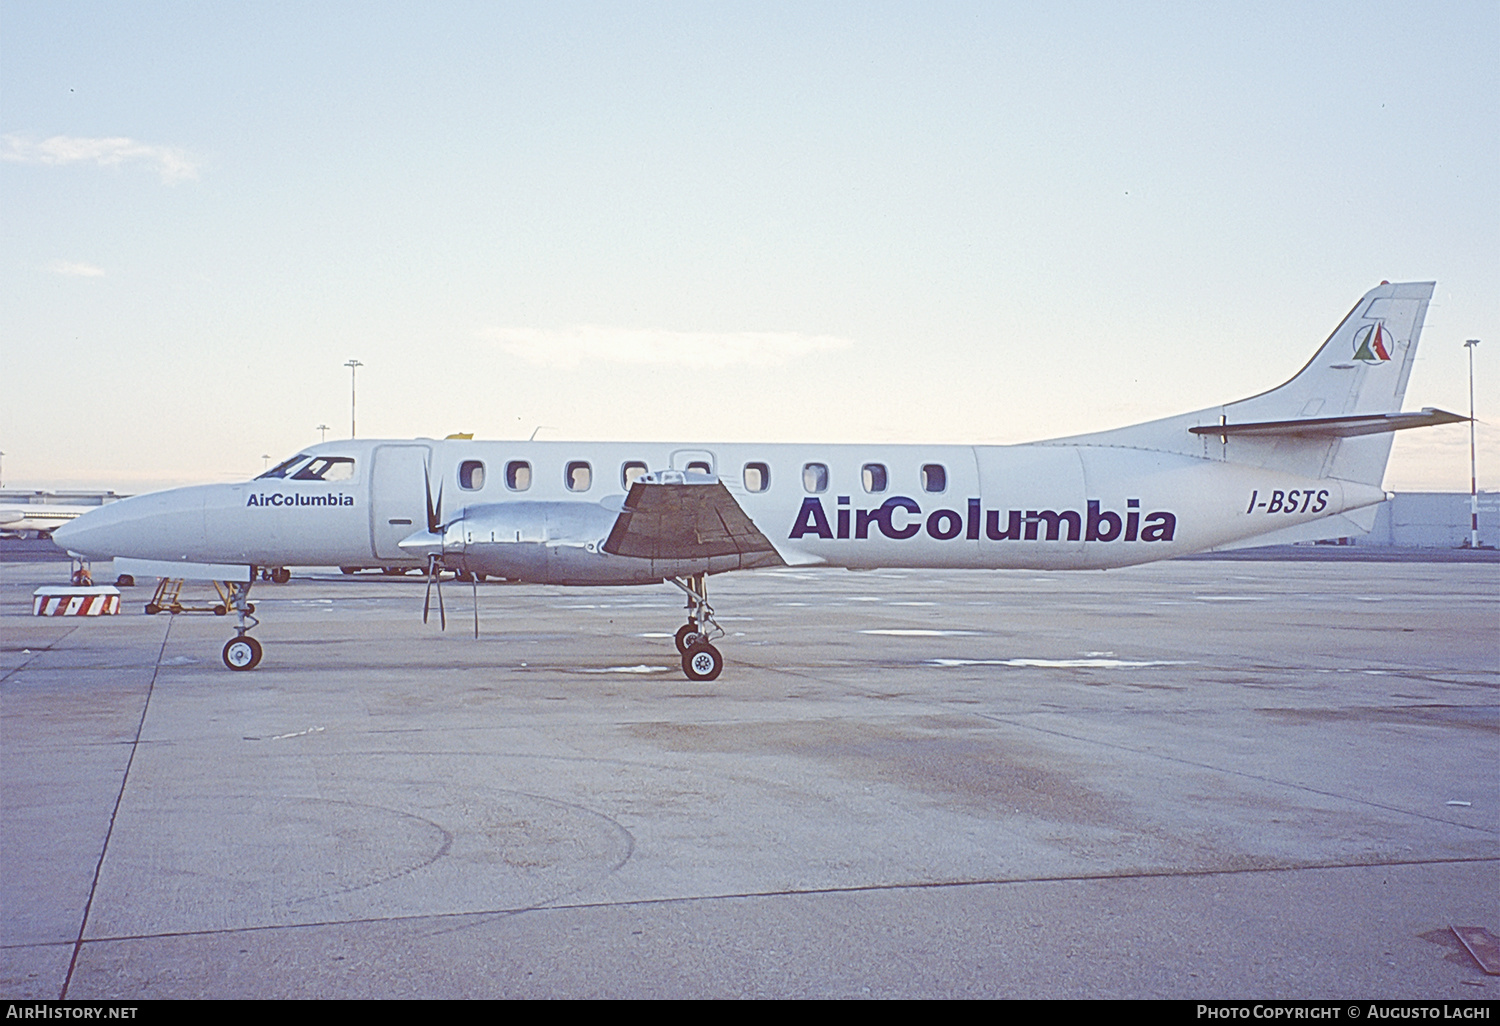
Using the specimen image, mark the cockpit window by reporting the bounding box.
[258,454,313,479]
[292,457,356,482]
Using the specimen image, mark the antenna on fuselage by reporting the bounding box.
[529,425,555,441]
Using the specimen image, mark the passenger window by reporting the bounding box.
[459,460,485,490]
[686,460,712,475]
[506,460,531,491]
[292,456,356,482]
[566,461,592,491]
[743,462,770,493]
[862,463,888,493]
[803,463,829,493]
[621,461,648,488]
[921,463,946,493]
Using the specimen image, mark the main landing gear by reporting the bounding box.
[669,574,724,682]
[220,578,262,671]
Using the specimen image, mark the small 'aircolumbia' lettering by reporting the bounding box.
[246,493,356,508]
[791,496,1175,543]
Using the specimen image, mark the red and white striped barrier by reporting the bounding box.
[32,586,121,616]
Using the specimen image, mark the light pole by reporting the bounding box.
[316,423,329,443]
[344,360,363,438]
[1465,339,1480,548]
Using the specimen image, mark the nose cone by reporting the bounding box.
[52,487,210,561]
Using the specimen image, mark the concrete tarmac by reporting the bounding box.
[2,559,1496,999]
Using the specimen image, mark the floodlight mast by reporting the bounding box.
[344,360,363,438]
[1465,339,1480,548]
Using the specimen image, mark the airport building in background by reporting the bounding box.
[1352,491,1498,549]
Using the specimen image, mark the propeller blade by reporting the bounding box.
[421,554,447,630]
[424,462,444,536]
[472,572,479,639]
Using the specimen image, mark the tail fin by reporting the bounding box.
[1222,280,1434,486]
[1051,282,1445,488]
[1228,281,1433,424]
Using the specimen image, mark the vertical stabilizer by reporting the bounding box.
[1226,281,1433,425]
[1221,281,1433,486]
[1047,282,1437,489]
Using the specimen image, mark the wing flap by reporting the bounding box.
[603,475,783,564]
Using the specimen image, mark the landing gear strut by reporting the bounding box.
[669,574,724,682]
[220,578,262,671]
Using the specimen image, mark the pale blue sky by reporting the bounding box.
[2,1,1495,492]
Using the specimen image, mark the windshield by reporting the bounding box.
[257,454,313,479]
[255,454,356,481]
[292,456,355,481]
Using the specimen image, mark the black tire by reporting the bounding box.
[144,603,160,615]
[674,622,702,654]
[213,605,227,616]
[271,567,291,584]
[115,574,135,587]
[222,636,263,671]
[682,642,723,682]
[340,566,359,575]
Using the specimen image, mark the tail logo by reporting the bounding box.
[1352,322,1393,364]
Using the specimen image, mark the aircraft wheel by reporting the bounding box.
[674,622,702,654]
[222,636,263,671]
[115,574,135,587]
[144,603,160,615]
[271,567,291,584]
[682,642,723,682]
[213,605,227,616]
[340,566,359,575]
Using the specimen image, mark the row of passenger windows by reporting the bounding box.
[456,459,951,494]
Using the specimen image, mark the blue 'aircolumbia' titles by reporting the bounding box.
[790,496,1177,543]
[246,493,356,507]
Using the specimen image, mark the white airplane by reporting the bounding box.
[54,281,1465,679]
[0,493,125,538]
[0,503,92,537]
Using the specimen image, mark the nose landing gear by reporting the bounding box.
[220,578,262,671]
[222,635,263,670]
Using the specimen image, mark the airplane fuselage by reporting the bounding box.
[59,437,1386,584]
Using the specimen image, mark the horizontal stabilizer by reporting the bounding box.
[1189,407,1467,440]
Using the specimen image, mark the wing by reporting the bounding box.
[602,472,785,567]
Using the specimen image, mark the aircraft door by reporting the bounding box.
[370,444,434,560]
